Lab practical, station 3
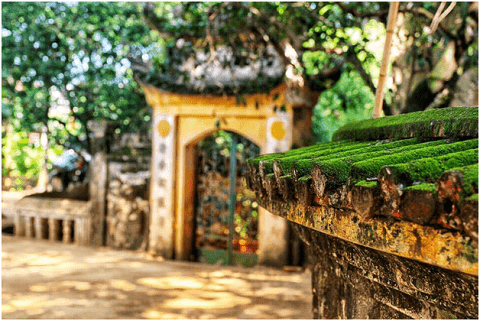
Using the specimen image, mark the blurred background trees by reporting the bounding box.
[140,1,478,141]
[2,2,159,189]
[2,2,478,190]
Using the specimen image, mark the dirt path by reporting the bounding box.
[2,235,312,319]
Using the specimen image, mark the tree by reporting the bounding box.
[137,2,478,145]
[2,2,159,154]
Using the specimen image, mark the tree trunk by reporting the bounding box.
[286,85,321,148]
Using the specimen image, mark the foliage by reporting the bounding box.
[2,2,159,154]
[312,70,375,142]
[2,129,44,190]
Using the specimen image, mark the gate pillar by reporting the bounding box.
[258,113,291,267]
[149,114,176,258]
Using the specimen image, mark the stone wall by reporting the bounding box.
[88,120,152,250]
[105,158,150,250]
[294,223,478,319]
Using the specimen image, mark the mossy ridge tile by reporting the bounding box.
[274,138,416,175]
[442,148,479,170]
[247,139,360,167]
[385,159,444,184]
[404,183,437,193]
[351,139,478,182]
[293,138,450,180]
[275,141,374,174]
[309,138,420,163]
[384,149,477,185]
[251,141,362,174]
[333,107,478,141]
[334,117,477,141]
[298,175,312,182]
[281,140,371,160]
[283,140,355,156]
[342,107,477,131]
[354,180,378,188]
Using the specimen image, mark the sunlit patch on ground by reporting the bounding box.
[162,290,252,309]
[137,276,206,290]
[2,294,95,315]
[141,310,186,319]
[2,235,312,319]
[109,279,137,291]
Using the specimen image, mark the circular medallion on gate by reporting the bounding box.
[270,120,286,141]
[157,119,171,137]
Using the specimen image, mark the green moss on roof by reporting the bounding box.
[248,141,371,176]
[332,107,478,142]
[246,140,355,168]
[281,138,421,174]
[351,139,478,182]
[385,158,443,184]
[379,148,478,185]
[298,175,312,182]
[294,139,450,182]
[404,183,437,194]
[354,180,378,188]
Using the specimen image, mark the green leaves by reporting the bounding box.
[2,2,154,154]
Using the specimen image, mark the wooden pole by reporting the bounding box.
[227,134,237,266]
[372,2,400,118]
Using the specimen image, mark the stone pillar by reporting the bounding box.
[87,121,116,246]
[62,220,72,243]
[14,214,25,237]
[258,113,292,267]
[25,216,33,239]
[149,114,176,258]
[49,218,59,242]
[35,217,45,240]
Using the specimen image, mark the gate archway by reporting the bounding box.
[194,131,260,266]
[140,81,295,266]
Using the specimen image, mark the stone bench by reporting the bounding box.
[4,197,92,245]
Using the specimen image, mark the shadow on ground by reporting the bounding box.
[2,235,312,319]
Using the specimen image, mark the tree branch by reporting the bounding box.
[336,2,457,39]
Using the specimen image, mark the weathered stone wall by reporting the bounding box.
[106,158,150,250]
[294,223,478,319]
[87,120,152,249]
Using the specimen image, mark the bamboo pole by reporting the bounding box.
[372,2,400,118]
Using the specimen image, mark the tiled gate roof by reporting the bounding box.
[246,107,479,274]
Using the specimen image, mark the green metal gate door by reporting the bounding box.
[194,131,260,267]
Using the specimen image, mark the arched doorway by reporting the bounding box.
[194,130,260,267]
